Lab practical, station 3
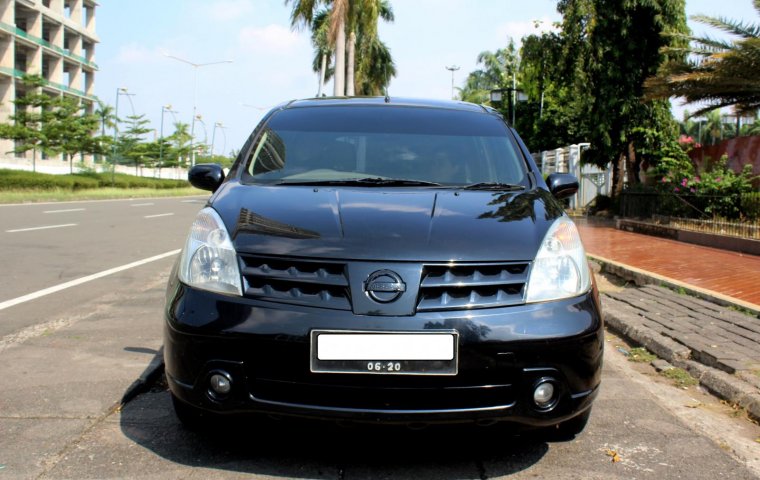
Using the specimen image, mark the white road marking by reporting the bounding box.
[0,249,181,312]
[43,208,86,214]
[6,223,78,233]
[131,203,155,207]
[144,213,174,219]
[181,199,204,203]
[0,196,208,208]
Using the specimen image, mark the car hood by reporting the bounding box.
[211,182,565,262]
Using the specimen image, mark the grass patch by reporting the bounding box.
[0,187,207,204]
[661,367,698,388]
[628,347,657,363]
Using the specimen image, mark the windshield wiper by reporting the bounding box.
[461,182,526,191]
[275,177,442,187]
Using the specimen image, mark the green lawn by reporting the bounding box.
[0,169,207,204]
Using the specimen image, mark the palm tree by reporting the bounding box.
[287,0,395,96]
[645,0,760,116]
[311,9,333,96]
[459,41,519,104]
[94,100,116,163]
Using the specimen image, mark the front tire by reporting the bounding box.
[171,394,214,431]
[546,407,592,441]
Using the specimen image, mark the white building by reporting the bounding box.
[0,0,98,165]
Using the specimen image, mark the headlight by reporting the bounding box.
[178,207,243,296]
[525,216,591,303]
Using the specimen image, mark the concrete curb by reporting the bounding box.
[602,284,760,421]
[589,254,760,318]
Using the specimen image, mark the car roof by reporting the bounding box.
[282,96,495,114]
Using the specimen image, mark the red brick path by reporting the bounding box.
[576,219,760,308]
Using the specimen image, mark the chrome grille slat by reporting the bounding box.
[239,254,351,310]
[417,262,529,311]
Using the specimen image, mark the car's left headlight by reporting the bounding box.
[525,216,591,303]
[178,207,243,296]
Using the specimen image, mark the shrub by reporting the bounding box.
[657,156,757,218]
[0,169,188,191]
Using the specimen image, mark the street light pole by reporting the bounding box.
[111,87,134,184]
[211,121,224,157]
[159,104,177,170]
[164,54,232,167]
[445,65,460,100]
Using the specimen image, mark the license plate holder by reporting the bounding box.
[310,330,458,375]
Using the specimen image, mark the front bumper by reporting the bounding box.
[164,281,603,426]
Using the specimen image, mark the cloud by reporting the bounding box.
[495,17,559,45]
[238,24,307,54]
[116,44,163,64]
[206,0,254,22]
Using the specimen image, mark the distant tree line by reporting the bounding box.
[458,0,759,198]
[0,75,234,174]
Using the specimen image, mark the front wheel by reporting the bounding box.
[171,394,215,431]
[546,407,592,441]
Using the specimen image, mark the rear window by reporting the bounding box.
[242,105,528,186]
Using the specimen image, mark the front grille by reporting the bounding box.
[239,254,351,310]
[417,262,529,311]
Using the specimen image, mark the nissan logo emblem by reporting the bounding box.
[364,270,406,303]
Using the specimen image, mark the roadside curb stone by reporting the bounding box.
[601,287,760,421]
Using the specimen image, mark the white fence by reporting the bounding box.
[0,156,188,180]
[533,143,611,209]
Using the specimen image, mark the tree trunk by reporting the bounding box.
[626,141,639,185]
[317,53,327,97]
[333,19,346,96]
[612,152,626,197]
[346,30,356,96]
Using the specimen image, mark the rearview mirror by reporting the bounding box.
[546,173,579,200]
[188,164,225,192]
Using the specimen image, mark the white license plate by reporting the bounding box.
[310,330,458,375]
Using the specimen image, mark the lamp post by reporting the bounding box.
[445,65,460,100]
[159,104,177,169]
[490,87,527,125]
[112,87,135,184]
[211,121,225,157]
[165,54,232,167]
[194,114,207,160]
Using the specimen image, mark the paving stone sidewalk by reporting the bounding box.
[601,285,760,420]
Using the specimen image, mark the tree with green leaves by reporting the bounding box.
[115,114,152,173]
[287,0,395,96]
[0,75,55,172]
[459,40,519,105]
[580,0,689,195]
[645,0,760,117]
[45,96,106,173]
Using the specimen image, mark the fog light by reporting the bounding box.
[533,381,555,408]
[210,373,231,395]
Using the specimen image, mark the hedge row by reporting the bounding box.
[0,169,189,190]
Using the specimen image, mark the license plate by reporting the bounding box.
[310,330,458,375]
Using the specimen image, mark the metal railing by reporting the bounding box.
[619,190,760,239]
[0,22,98,70]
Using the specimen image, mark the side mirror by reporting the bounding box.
[188,163,225,192]
[546,173,579,200]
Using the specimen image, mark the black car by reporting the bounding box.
[164,97,603,437]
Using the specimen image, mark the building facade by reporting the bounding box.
[0,0,98,163]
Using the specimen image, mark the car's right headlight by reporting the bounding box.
[178,207,243,296]
[525,216,591,303]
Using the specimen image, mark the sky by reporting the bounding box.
[94,0,759,155]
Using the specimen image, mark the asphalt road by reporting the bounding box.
[0,196,208,337]
[0,196,758,479]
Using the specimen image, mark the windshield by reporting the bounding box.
[242,105,529,187]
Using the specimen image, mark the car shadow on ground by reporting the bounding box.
[119,358,551,477]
